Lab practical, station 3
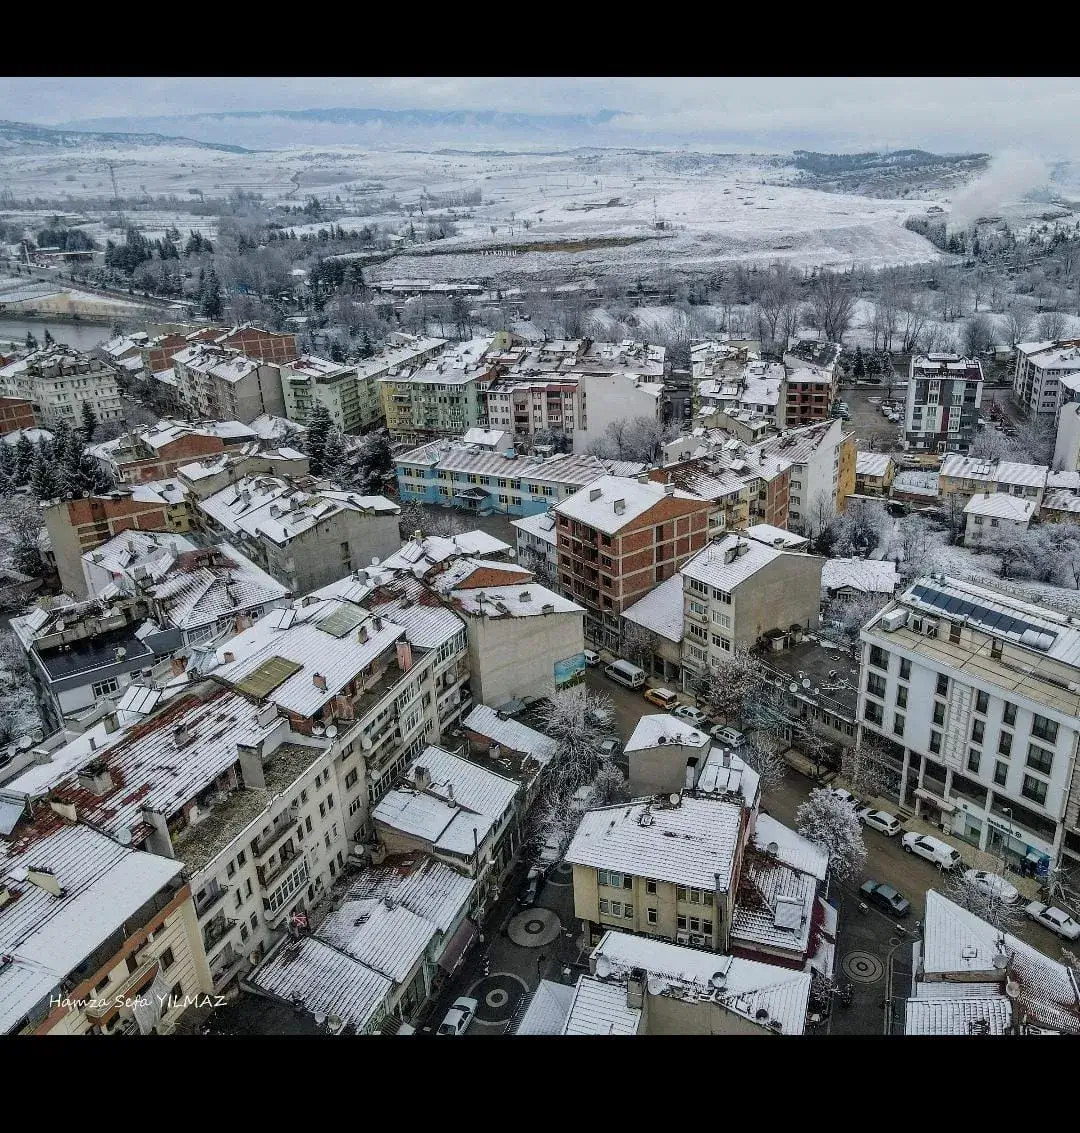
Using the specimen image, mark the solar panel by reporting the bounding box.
[317,605,366,638]
[235,655,302,698]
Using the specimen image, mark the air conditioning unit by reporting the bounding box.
[676,932,690,945]
[922,619,938,636]
[880,609,907,633]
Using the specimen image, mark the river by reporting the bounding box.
[0,318,112,352]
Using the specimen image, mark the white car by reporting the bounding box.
[710,724,744,747]
[963,869,1019,905]
[1025,901,1080,941]
[857,808,903,837]
[583,649,599,667]
[671,705,708,725]
[828,788,860,809]
[901,832,962,871]
[437,996,479,1035]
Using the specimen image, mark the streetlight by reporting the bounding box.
[999,807,1012,877]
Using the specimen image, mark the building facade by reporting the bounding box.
[0,346,124,430]
[904,354,984,454]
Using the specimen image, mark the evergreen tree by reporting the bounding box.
[357,432,393,494]
[80,400,98,441]
[201,267,223,320]
[0,440,14,481]
[29,452,61,501]
[12,434,34,484]
[852,345,865,378]
[322,430,348,480]
[305,403,333,474]
[359,329,374,358]
[25,331,37,351]
[43,329,54,347]
[329,339,346,364]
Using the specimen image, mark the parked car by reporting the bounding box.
[709,724,745,747]
[644,687,680,710]
[583,649,599,667]
[828,788,860,809]
[1024,901,1080,940]
[598,737,622,758]
[518,867,543,907]
[901,832,962,871]
[963,869,1019,905]
[437,997,479,1035]
[857,808,903,837]
[860,880,911,917]
[671,704,708,725]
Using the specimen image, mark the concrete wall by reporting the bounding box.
[644,991,777,1036]
[628,740,706,798]
[1055,402,1080,472]
[467,608,584,708]
[572,373,663,454]
[732,553,822,649]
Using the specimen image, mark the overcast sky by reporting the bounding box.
[2,77,1079,154]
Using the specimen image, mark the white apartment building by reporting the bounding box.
[0,346,124,429]
[858,577,1080,876]
[1013,339,1080,417]
[758,418,854,532]
[511,510,558,573]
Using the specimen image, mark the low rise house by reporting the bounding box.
[821,558,899,601]
[461,704,559,813]
[963,492,1036,546]
[744,523,810,552]
[855,451,895,497]
[1041,489,1080,524]
[939,454,1048,508]
[380,529,512,581]
[890,469,940,507]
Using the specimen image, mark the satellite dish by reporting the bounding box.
[789,683,799,693]
[327,1014,343,1031]
[31,729,43,743]
[991,953,1009,970]
[17,736,32,751]
[595,956,612,978]
[371,557,380,566]
[311,725,325,736]
[325,725,338,739]
[668,793,681,806]
[802,678,811,689]
[1005,980,1021,999]
[117,826,133,846]
[647,976,664,996]
[710,971,727,990]
[766,841,779,856]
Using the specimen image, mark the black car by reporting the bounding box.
[859,879,911,917]
[518,867,543,907]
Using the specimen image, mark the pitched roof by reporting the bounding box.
[451,582,583,619]
[623,713,708,754]
[555,476,701,535]
[940,454,1048,488]
[856,451,893,478]
[752,813,829,881]
[681,533,804,592]
[514,979,576,1035]
[963,492,1036,522]
[562,976,641,1035]
[621,574,684,643]
[821,557,899,595]
[462,705,558,764]
[905,996,1012,1035]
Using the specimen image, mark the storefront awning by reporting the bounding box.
[438,918,479,975]
[915,787,957,813]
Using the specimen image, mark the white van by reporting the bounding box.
[901,832,962,871]
[604,659,646,689]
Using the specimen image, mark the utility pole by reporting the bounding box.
[105,161,125,226]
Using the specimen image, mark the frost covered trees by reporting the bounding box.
[694,649,767,724]
[619,620,659,671]
[796,788,867,884]
[739,733,788,795]
[840,738,900,801]
[944,871,1023,931]
[397,498,429,540]
[0,631,43,744]
[807,270,858,344]
[585,416,681,464]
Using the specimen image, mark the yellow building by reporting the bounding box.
[854,450,896,498]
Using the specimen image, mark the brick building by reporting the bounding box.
[0,395,36,436]
[555,474,714,649]
[90,420,228,484]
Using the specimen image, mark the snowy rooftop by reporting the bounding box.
[82,530,198,593]
[248,413,307,442]
[821,557,899,596]
[431,558,533,594]
[905,995,1011,1036]
[891,470,940,497]
[744,523,810,551]
[511,510,557,547]
[680,533,796,593]
[1014,340,1080,369]
[1047,469,1080,493]
[461,428,507,448]
[0,820,184,1035]
[463,705,558,765]
[381,531,511,576]
[353,336,447,379]
[940,454,1048,489]
[785,365,833,386]
[556,476,700,535]
[1042,489,1080,515]
[365,576,463,651]
[451,581,583,620]
[372,746,519,857]
[514,979,576,1035]
[562,976,642,1035]
[344,853,475,934]
[732,850,817,956]
[856,451,893,478]
[624,713,708,754]
[317,894,437,984]
[566,794,742,892]
[589,930,811,1035]
[752,813,829,882]
[758,420,843,467]
[621,574,684,644]
[696,748,760,809]
[284,354,352,381]
[249,937,391,1034]
[963,492,1036,522]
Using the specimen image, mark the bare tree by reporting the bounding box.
[840,738,900,801]
[960,312,995,356]
[1036,310,1069,340]
[620,619,660,671]
[739,732,788,795]
[694,650,768,724]
[998,302,1034,348]
[808,270,858,344]
[896,291,931,354]
[943,872,1024,931]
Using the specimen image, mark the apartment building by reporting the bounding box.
[1013,339,1080,417]
[555,474,715,649]
[197,475,400,594]
[758,419,855,532]
[1054,401,1080,473]
[855,451,896,497]
[781,368,836,428]
[172,344,286,424]
[0,395,36,436]
[278,350,397,435]
[379,337,495,441]
[938,454,1048,508]
[144,324,299,375]
[89,419,235,484]
[0,818,210,1036]
[858,577,1080,876]
[395,438,644,517]
[0,346,124,430]
[904,354,984,453]
[511,510,558,574]
[461,704,558,815]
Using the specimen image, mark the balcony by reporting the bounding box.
[252,810,300,861]
[211,949,247,992]
[194,883,229,919]
[86,956,160,1021]
[258,847,303,890]
[203,914,238,951]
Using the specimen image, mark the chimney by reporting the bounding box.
[663,483,674,496]
[413,764,431,790]
[589,487,602,501]
[313,672,327,691]
[77,761,113,796]
[413,529,424,543]
[173,724,196,749]
[637,472,649,484]
[358,625,369,643]
[223,650,235,664]
[626,967,646,1009]
[396,641,413,672]
[446,782,455,806]
[613,499,626,515]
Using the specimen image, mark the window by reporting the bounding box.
[690,889,701,904]
[865,701,884,726]
[975,690,989,714]
[1027,744,1054,776]
[899,658,911,681]
[991,640,1003,661]
[677,915,687,930]
[344,769,358,790]
[971,720,985,745]
[929,731,942,755]
[895,686,908,709]
[647,908,657,925]
[240,925,249,943]
[250,913,258,931]
[893,713,905,737]
[623,903,633,918]
[1032,715,1059,744]
[609,901,623,917]
[160,947,175,970]
[236,851,246,867]
[936,674,949,696]
[933,702,945,726]
[226,861,236,879]
[92,677,120,697]
[689,916,701,932]
[867,673,887,699]
[234,889,243,910]
[1022,776,1048,805]
[994,761,1009,786]
[869,645,889,671]
[967,750,981,774]
[646,880,657,895]
[245,879,252,897]
[702,919,713,935]
[598,870,632,890]
[1003,702,1017,726]
[676,886,688,901]
[599,899,609,914]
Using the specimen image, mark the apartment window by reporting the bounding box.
[865,701,884,727]
[896,686,908,710]
[971,719,985,745]
[1003,702,1017,726]
[929,730,942,755]
[599,899,609,914]
[245,879,252,897]
[250,913,258,931]
[869,645,889,671]
[91,677,120,697]
[1027,744,1054,776]
[676,886,688,901]
[689,889,701,905]
[967,750,981,774]
[623,903,633,918]
[994,761,1009,786]
[344,769,358,790]
[160,947,175,971]
[305,817,313,834]
[1022,775,1048,806]
[598,870,632,890]
[936,674,949,696]
[234,889,243,910]
[997,730,1013,757]
[867,673,887,699]
[933,702,945,726]
[899,658,911,681]
[949,623,962,645]
[975,690,989,714]
[647,908,657,925]
[702,919,713,935]
[226,861,236,879]
[1032,715,1059,744]
[646,880,657,895]
[319,802,326,818]
[677,915,687,931]
[893,713,905,737]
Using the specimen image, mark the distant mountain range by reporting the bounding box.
[0,118,250,153]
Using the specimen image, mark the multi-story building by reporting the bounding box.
[379,337,495,441]
[904,354,984,454]
[963,492,1036,546]
[511,510,558,574]
[679,533,823,688]
[395,439,644,517]
[938,454,1048,508]
[1013,339,1080,417]
[0,346,124,430]
[0,395,36,436]
[858,576,1080,877]
[144,324,298,375]
[89,419,234,484]
[696,360,784,427]
[758,419,855,532]
[172,345,286,424]
[781,367,837,428]
[0,818,211,1035]
[854,451,896,497]
[196,475,400,594]
[555,474,715,649]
